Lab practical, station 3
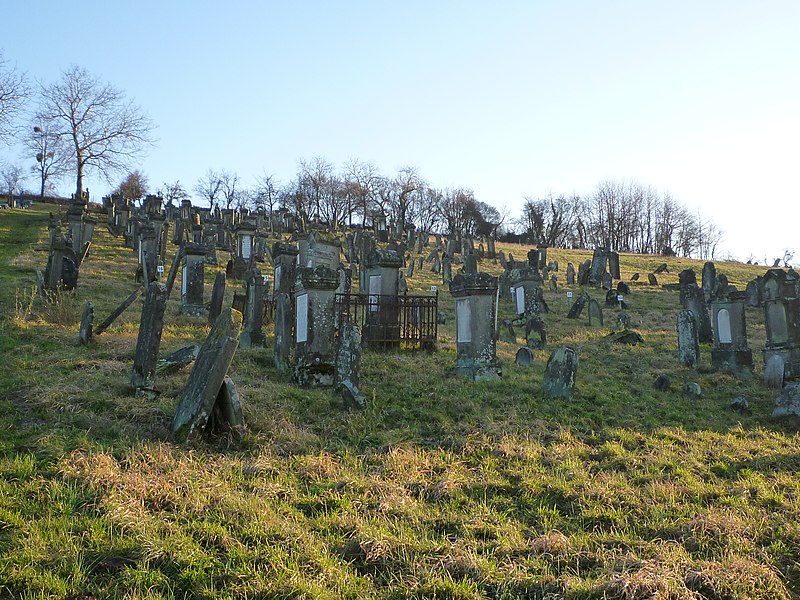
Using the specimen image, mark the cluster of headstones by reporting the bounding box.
[677,263,800,416]
[38,194,97,297]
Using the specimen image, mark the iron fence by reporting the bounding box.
[335,292,438,350]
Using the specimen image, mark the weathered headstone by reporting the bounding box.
[131,282,168,396]
[701,262,717,298]
[294,266,339,386]
[678,269,697,306]
[608,251,621,280]
[567,290,590,319]
[566,262,575,285]
[677,309,699,367]
[761,269,800,381]
[683,284,713,343]
[208,271,226,326]
[543,346,578,400]
[170,308,243,442]
[710,291,753,376]
[94,288,141,335]
[764,354,785,389]
[648,273,658,286]
[588,248,608,286]
[616,312,631,330]
[526,315,546,349]
[772,383,800,417]
[156,344,200,375]
[515,347,533,367]
[78,301,94,345]
[588,299,603,326]
[239,268,266,349]
[335,319,362,391]
[450,272,501,381]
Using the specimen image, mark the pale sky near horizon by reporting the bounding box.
[2,1,798,263]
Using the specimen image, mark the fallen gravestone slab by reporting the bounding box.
[604,330,643,345]
[654,263,668,274]
[170,308,243,443]
[683,382,702,398]
[94,288,141,335]
[156,344,200,375]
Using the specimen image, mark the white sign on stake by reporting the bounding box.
[567,291,573,299]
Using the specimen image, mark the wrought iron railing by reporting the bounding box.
[335,292,438,350]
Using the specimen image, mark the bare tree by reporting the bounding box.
[219,169,241,210]
[0,51,28,145]
[25,117,71,198]
[113,170,149,204]
[38,65,155,198]
[160,180,191,205]
[253,172,280,214]
[1,164,25,202]
[194,168,222,207]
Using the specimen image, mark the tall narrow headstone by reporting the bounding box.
[208,271,226,326]
[131,282,168,396]
[677,309,699,367]
[239,268,266,349]
[450,272,501,381]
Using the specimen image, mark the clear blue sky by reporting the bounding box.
[3,1,799,262]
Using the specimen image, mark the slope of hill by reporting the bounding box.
[0,204,798,599]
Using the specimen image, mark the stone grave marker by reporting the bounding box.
[515,347,533,367]
[764,354,785,389]
[78,301,94,345]
[156,344,200,375]
[588,298,603,326]
[240,268,266,349]
[710,291,752,376]
[566,262,575,285]
[773,383,800,417]
[648,273,658,286]
[677,309,699,367]
[567,290,590,319]
[450,272,501,381]
[526,315,546,349]
[702,261,717,298]
[208,271,226,326]
[130,282,168,397]
[683,284,713,343]
[170,308,243,442]
[543,346,578,400]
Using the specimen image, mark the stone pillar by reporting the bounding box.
[710,291,752,376]
[608,251,621,280]
[273,242,300,371]
[450,272,500,381]
[131,282,168,396]
[363,248,402,348]
[138,223,159,286]
[683,283,713,343]
[677,309,699,367]
[239,268,266,349]
[293,266,340,386]
[181,243,208,317]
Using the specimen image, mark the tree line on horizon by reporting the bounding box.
[1,51,721,260]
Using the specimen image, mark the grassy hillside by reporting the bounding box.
[0,204,798,599]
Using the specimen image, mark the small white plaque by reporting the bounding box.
[369,275,382,312]
[456,298,472,343]
[431,285,438,292]
[274,265,282,287]
[515,287,526,315]
[241,235,252,259]
[567,291,573,299]
[296,293,308,343]
[617,294,624,302]
[157,265,165,274]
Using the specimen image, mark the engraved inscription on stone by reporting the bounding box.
[456,298,472,343]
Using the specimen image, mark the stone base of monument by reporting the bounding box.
[711,348,753,377]
[454,362,502,382]
[295,361,336,387]
[180,303,207,318]
[764,346,800,381]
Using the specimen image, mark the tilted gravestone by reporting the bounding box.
[677,309,699,367]
[156,344,200,375]
[543,346,578,400]
[567,290,590,319]
[273,292,292,371]
[648,273,658,286]
[588,248,608,286]
[170,308,243,442]
[79,301,94,345]
[208,271,226,326]
[578,259,592,286]
[131,282,168,396]
[701,262,717,299]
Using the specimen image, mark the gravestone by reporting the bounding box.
[510,268,543,316]
[515,347,533,367]
[631,273,640,281]
[601,272,613,291]
[208,271,226,326]
[499,319,516,344]
[549,276,558,292]
[654,263,668,274]
[616,281,630,295]
[588,299,603,326]
[156,344,199,375]
[450,272,501,381]
[239,268,266,349]
[273,292,292,371]
[677,309,699,367]
[364,249,402,348]
[407,258,415,278]
[578,260,592,286]
[462,253,478,275]
[442,255,452,284]
[180,243,208,317]
[130,282,168,397]
[608,251,621,280]
[566,262,576,285]
[710,291,753,376]
[94,288,141,336]
[335,319,362,391]
[678,269,697,306]
[543,346,578,400]
[567,290,590,319]
[701,262,717,298]
[683,283,713,343]
[773,383,800,418]
[764,354,785,389]
[648,273,658,286]
[336,265,352,295]
[526,315,546,350]
[616,312,631,330]
[745,278,761,307]
[761,269,800,381]
[231,220,256,279]
[170,309,243,442]
[79,301,94,345]
[294,265,340,386]
[588,248,608,286]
